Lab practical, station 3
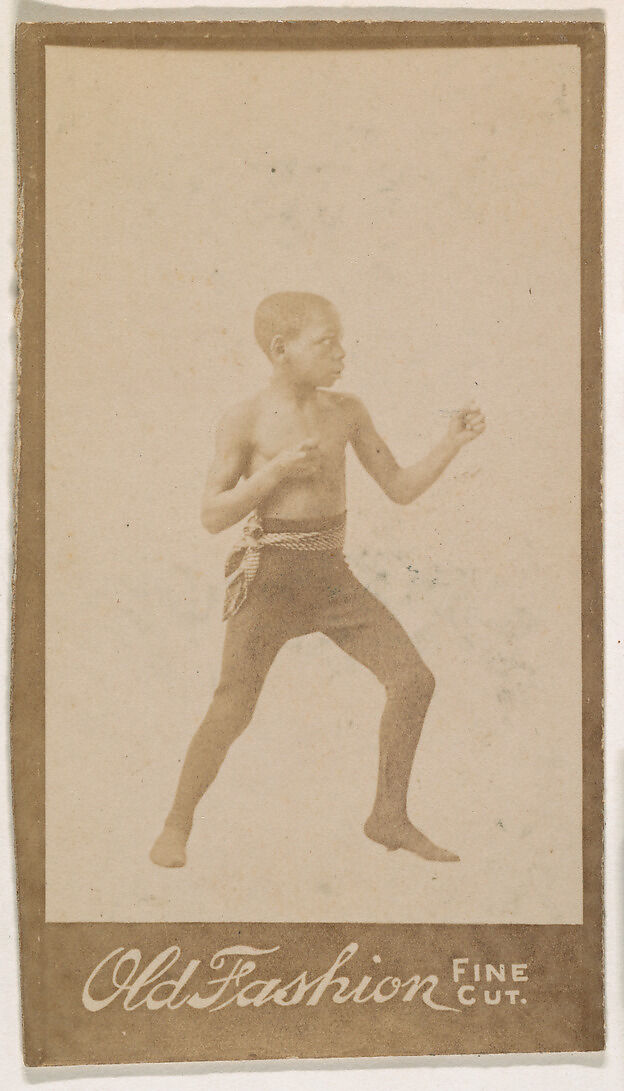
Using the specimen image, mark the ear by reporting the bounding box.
[269,333,286,359]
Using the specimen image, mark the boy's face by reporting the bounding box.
[281,306,345,388]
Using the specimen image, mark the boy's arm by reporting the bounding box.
[349,396,485,505]
[201,404,321,533]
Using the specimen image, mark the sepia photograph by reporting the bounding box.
[44,34,582,925]
[11,17,604,1063]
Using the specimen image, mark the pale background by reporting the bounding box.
[1,0,623,1088]
[43,40,583,923]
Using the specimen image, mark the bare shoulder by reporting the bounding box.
[213,397,259,451]
[325,391,371,433]
[217,395,259,439]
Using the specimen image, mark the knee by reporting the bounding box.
[204,681,259,739]
[389,660,435,705]
[422,667,436,702]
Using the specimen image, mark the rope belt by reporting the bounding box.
[223,511,346,620]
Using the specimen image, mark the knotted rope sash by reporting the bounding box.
[223,511,346,620]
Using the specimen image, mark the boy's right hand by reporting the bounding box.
[272,439,322,481]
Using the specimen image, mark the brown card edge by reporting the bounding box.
[12,18,605,1066]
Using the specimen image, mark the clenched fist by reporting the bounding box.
[272,438,323,481]
[448,406,486,448]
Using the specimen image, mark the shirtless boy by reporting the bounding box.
[150,292,485,868]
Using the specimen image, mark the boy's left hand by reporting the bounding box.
[448,406,486,447]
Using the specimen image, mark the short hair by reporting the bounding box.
[254,292,335,358]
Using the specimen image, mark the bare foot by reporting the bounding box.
[150,825,188,868]
[364,815,460,862]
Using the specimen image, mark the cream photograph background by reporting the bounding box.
[44,43,582,922]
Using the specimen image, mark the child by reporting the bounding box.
[150,292,485,867]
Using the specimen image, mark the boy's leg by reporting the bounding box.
[150,596,291,867]
[320,565,458,862]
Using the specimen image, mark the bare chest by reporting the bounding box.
[251,396,350,465]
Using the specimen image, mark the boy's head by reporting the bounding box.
[254,292,345,388]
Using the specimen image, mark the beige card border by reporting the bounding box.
[13,19,604,1065]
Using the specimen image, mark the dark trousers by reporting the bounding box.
[167,523,435,834]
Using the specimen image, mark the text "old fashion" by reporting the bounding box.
[83,942,461,1013]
